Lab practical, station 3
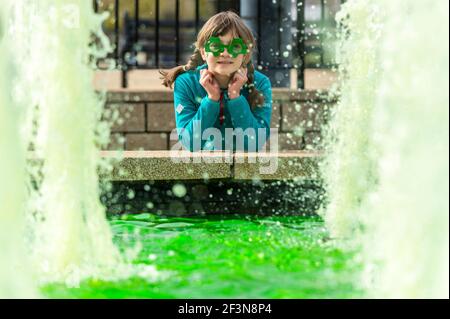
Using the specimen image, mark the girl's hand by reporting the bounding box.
[200,69,221,101]
[228,67,248,99]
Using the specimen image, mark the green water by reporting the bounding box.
[41,215,361,298]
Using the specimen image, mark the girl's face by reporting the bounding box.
[200,31,249,77]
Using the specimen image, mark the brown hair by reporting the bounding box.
[159,11,265,109]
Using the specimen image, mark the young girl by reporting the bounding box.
[160,11,272,152]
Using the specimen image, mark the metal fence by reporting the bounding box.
[93,0,343,89]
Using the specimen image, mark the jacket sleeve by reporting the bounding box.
[227,76,272,151]
[173,76,220,151]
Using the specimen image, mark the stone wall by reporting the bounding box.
[103,90,336,151]
[104,179,324,216]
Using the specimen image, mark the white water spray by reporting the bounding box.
[8,0,121,285]
[322,0,449,298]
[320,0,382,238]
[0,1,38,298]
[1,0,165,291]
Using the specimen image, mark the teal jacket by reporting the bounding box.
[173,63,272,151]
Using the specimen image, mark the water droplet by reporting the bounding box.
[127,189,135,199]
[146,202,154,209]
[172,183,186,198]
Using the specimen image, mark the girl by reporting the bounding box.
[160,11,272,152]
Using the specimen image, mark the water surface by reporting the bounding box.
[42,214,362,298]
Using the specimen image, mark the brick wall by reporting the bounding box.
[103,90,336,151]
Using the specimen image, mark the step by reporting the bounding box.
[100,150,323,181]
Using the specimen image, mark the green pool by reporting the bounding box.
[41,214,363,298]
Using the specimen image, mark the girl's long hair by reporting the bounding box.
[159,11,265,109]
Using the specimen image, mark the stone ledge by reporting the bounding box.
[233,151,322,180]
[100,150,232,181]
[100,150,322,181]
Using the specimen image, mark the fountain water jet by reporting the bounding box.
[0,0,38,298]
[7,0,121,285]
[322,0,449,298]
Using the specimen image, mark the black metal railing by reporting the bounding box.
[93,0,343,89]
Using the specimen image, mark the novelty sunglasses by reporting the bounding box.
[204,37,249,58]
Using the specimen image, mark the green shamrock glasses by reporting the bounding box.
[204,37,249,58]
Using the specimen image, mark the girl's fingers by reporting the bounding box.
[203,71,214,82]
[200,69,212,81]
[233,73,246,84]
[241,68,248,79]
[237,68,246,77]
[203,70,212,78]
